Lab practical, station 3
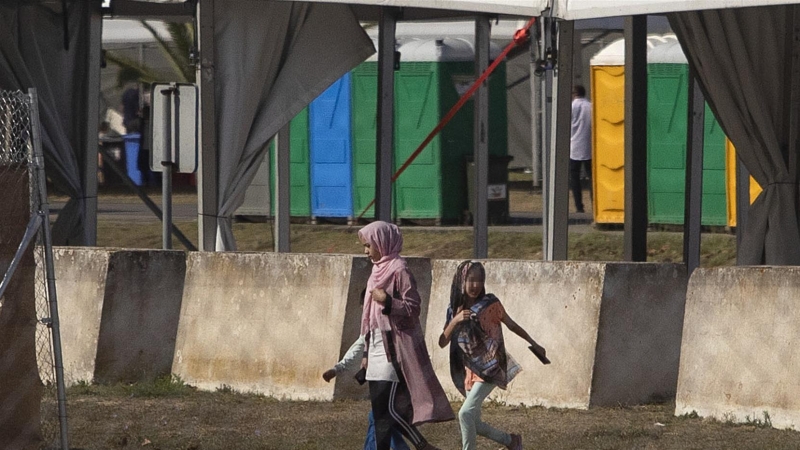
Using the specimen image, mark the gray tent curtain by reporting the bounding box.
[213,0,374,250]
[670,6,800,265]
[0,1,90,245]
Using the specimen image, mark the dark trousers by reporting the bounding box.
[369,380,427,450]
[569,158,592,212]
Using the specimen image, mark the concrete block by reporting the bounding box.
[425,261,687,409]
[93,250,186,383]
[173,252,356,399]
[46,248,186,385]
[676,267,800,429]
[49,248,110,384]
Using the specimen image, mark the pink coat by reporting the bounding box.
[370,266,454,425]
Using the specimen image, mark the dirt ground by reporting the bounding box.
[46,385,800,450]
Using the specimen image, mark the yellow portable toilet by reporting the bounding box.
[589,36,673,224]
[725,139,763,227]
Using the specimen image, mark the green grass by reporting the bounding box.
[97,220,738,267]
[68,375,195,398]
[49,392,800,450]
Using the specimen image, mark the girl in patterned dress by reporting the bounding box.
[439,261,547,450]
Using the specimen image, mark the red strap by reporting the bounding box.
[357,17,537,220]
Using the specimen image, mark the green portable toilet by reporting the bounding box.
[351,37,508,223]
[237,109,310,218]
[647,39,727,226]
[270,107,311,217]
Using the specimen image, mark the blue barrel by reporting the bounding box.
[310,74,353,218]
[123,133,143,186]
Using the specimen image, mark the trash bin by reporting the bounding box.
[122,133,143,186]
[465,155,513,225]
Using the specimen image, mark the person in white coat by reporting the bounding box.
[570,85,592,213]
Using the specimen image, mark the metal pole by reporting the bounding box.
[684,73,704,274]
[473,16,490,259]
[275,123,291,252]
[541,17,553,253]
[530,20,542,189]
[99,145,196,250]
[29,88,69,450]
[0,215,42,301]
[735,156,749,256]
[197,0,218,250]
[161,87,173,249]
[83,2,102,246]
[623,15,648,261]
[376,7,398,222]
[545,19,572,261]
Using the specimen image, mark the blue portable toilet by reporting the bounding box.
[122,133,143,186]
[310,73,353,220]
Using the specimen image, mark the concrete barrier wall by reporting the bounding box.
[50,248,110,383]
[49,248,688,409]
[47,248,185,384]
[676,267,800,429]
[93,250,186,383]
[173,252,357,399]
[425,261,687,409]
[173,253,432,400]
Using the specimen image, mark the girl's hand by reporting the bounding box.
[529,342,546,357]
[361,357,367,370]
[453,309,471,324]
[371,288,388,304]
[322,369,336,382]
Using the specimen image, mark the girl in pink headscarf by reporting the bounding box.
[358,221,453,450]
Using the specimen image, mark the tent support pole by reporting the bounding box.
[473,16,491,259]
[545,18,572,261]
[274,123,291,253]
[530,20,542,188]
[735,156,749,254]
[83,2,102,246]
[375,7,398,222]
[197,0,218,251]
[541,17,553,254]
[623,15,648,261]
[684,72,704,274]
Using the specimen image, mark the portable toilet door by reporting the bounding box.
[647,39,728,226]
[268,107,311,218]
[351,62,381,220]
[237,109,310,218]
[310,73,353,220]
[393,37,507,223]
[590,38,629,224]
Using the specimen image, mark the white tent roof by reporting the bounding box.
[589,34,677,65]
[274,0,800,20]
[550,0,798,20]
[274,0,539,16]
[102,19,170,44]
[648,39,688,64]
[399,37,504,61]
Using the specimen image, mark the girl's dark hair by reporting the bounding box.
[449,260,486,313]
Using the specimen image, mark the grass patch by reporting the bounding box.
[53,393,800,450]
[66,375,195,398]
[87,185,737,267]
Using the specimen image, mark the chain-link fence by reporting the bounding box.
[0,89,69,450]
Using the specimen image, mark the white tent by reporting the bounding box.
[4,0,800,263]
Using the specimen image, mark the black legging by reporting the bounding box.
[369,380,427,450]
[569,158,592,212]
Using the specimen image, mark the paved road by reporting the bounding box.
[49,197,599,233]
[50,199,197,222]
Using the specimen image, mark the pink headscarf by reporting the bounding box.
[358,221,407,335]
